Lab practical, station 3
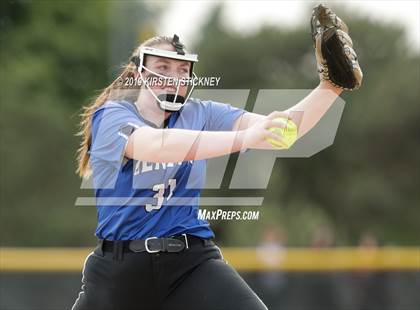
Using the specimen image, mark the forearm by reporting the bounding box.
[234,82,342,138]
[285,81,343,138]
[128,127,246,162]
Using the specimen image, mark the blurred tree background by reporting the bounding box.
[1,1,419,247]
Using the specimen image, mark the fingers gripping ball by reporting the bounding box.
[266,117,298,149]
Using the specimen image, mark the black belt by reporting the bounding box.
[99,234,213,255]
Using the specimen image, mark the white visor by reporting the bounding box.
[140,46,198,63]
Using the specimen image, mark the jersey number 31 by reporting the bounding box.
[145,178,177,212]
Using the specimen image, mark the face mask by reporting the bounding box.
[131,42,199,112]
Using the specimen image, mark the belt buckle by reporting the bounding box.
[182,233,189,249]
[145,237,160,253]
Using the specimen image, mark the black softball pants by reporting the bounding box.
[71,237,268,310]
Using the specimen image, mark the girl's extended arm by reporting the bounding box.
[233,81,342,139]
[125,111,288,162]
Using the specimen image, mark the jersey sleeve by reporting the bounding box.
[202,100,246,131]
[89,102,146,170]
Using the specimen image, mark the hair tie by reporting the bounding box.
[130,56,140,67]
[172,34,186,55]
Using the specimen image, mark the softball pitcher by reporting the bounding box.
[72,5,362,310]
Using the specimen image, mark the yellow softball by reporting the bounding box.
[266,117,298,149]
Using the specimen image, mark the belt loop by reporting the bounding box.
[162,238,168,252]
[96,239,104,257]
[203,238,212,247]
[113,241,124,261]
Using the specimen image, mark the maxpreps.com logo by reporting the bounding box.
[76,89,345,209]
[198,209,260,221]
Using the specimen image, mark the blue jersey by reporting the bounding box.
[89,98,245,240]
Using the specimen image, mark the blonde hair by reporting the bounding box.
[75,35,182,178]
